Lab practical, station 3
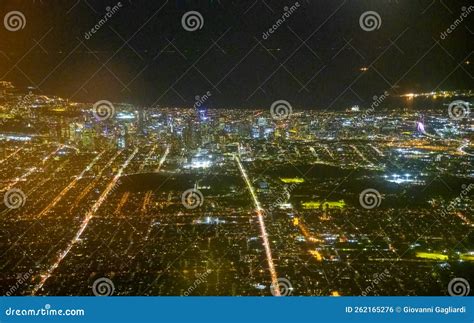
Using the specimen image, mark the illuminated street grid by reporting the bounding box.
[0,82,472,296]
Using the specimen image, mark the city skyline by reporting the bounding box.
[1,81,473,296]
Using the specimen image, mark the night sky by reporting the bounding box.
[0,0,472,108]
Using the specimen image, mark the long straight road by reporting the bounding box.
[234,154,281,296]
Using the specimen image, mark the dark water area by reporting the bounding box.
[269,164,474,208]
[117,172,242,194]
[119,163,473,209]
[265,163,375,179]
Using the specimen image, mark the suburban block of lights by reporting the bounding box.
[0,81,473,296]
